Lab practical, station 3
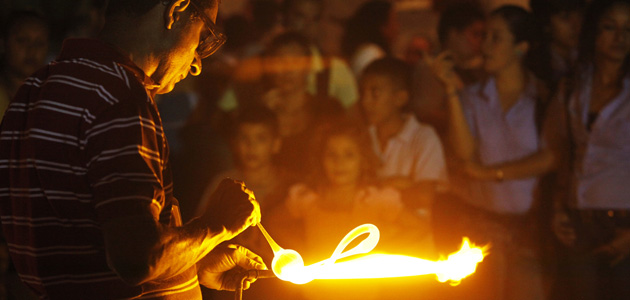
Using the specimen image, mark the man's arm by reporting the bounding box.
[102,179,260,286]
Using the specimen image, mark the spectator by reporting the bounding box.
[199,106,299,300]
[0,10,49,119]
[283,0,359,109]
[550,0,630,299]
[434,5,555,300]
[284,119,426,300]
[411,2,485,138]
[529,0,585,91]
[341,0,399,77]
[261,31,344,176]
[360,57,448,216]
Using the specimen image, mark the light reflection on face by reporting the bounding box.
[323,135,362,187]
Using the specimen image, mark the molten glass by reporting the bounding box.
[263,224,488,285]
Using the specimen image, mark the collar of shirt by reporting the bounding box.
[57,38,159,96]
[368,114,420,154]
[478,74,538,111]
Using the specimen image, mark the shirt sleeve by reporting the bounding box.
[84,99,166,224]
[458,88,479,140]
[329,58,359,109]
[412,126,449,182]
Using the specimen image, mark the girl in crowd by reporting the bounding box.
[435,5,555,300]
[551,0,630,299]
[284,119,430,300]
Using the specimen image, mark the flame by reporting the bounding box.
[272,224,488,285]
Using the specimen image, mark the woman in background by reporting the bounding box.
[551,0,630,299]
[435,5,554,300]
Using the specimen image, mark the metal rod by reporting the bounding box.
[235,269,276,300]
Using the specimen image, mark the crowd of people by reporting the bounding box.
[1,0,630,299]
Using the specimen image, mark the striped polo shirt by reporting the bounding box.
[0,39,201,299]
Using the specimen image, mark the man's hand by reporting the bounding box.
[197,244,267,291]
[200,179,261,239]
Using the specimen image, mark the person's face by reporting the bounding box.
[549,10,583,51]
[447,20,485,61]
[265,43,311,93]
[323,135,362,187]
[360,74,406,126]
[481,15,528,74]
[235,123,280,170]
[153,1,218,94]
[4,20,49,78]
[285,0,322,42]
[594,2,630,63]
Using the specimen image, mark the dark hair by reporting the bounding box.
[106,0,216,17]
[264,31,312,57]
[576,0,630,77]
[361,56,413,93]
[437,2,485,45]
[489,5,540,75]
[251,0,282,35]
[341,0,393,59]
[283,0,323,16]
[2,10,49,40]
[490,5,537,46]
[231,105,279,137]
[307,118,379,188]
[530,0,585,22]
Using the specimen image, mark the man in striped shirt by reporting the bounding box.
[0,0,266,299]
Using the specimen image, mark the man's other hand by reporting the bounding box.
[197,244,267,291]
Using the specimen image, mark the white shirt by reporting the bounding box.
[369,115,448,183]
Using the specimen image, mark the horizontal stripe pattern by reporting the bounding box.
[0,39,198,299]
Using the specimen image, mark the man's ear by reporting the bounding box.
[165,0,191,30]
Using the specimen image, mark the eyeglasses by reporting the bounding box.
[188,0,226,58]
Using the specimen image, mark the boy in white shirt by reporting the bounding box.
[360,57,448,212]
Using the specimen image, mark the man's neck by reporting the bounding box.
[376,113,405,151]
[98,13,162,79]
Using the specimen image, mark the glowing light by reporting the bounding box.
[265,224,488,285]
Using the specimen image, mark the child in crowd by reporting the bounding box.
[261,31,344,176]
[196,105,290,213]
[284,119,430,300]
[196,106,299,300]
[360,57,448,215]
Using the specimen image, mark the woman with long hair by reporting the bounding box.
[551,0,630,299]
